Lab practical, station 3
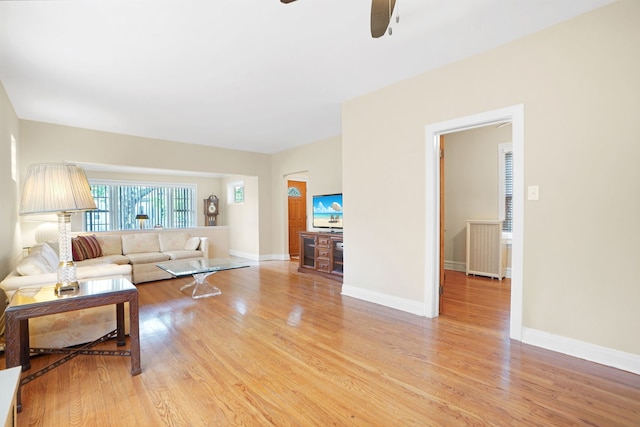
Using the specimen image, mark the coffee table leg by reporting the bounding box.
[116,303,125,346]
[129,294,141,376]
[180,272,221,299]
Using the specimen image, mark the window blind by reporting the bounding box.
[85,181,195,231]
[503,151,513,233]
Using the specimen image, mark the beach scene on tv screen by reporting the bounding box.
[314,195,342,228]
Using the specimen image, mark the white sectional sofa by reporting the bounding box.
[0,230,208,348]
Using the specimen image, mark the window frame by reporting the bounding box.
[84,179,197,231]
[498,142,513,242]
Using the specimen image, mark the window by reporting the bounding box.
[234,184,245,203]
[84,180,196,231]
[498,143,513,236]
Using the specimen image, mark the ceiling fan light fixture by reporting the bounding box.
[371,0,397,38]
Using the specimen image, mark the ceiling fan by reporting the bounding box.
[281,0,397,38]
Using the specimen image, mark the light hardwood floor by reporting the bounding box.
[2,262,639,426]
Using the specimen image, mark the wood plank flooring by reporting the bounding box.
[2,263,639,426]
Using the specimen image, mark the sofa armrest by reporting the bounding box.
[199,237,209,258]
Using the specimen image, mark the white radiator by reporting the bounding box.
[466,220,506,280]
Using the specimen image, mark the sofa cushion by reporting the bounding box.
[163,250,203,260]
[121,233,160,255]
[75,254,130,267]
[184,236,200,251]
[159,232,190,252]
[125,252,171,265]
[131,262,173,284]
[95,234,122,256]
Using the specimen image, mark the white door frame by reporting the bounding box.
[424,104,524,340]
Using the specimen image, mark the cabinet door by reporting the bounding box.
[301,235,316,268]
[331,238,344,275]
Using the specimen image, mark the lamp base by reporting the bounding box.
[55,281,79,296]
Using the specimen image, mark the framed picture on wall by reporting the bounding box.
[234,185,244,203]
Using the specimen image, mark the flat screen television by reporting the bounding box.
[312,193,343,230]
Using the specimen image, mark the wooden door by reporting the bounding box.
[288,181,307,258]
[439,136,445,313]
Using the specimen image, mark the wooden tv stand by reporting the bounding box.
[298,231,343,282]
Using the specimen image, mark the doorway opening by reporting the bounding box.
[425,104,524,341]
[440,124,513,333]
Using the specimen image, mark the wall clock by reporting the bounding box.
[204,195,219,226]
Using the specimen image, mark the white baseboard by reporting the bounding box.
[229,250,290,261]
[229,250,258,260]
[262,253,290,261]
[444,260,512,278]
[444,260,465,272]
[522,327,640,375]
[341,285,427,316]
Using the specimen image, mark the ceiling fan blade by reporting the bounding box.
[281,0,297,3]
[371,0,396,38]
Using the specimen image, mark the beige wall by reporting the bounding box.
[270,135,342,258]
[343,0,640,355]
[444,125,511,265]
[0,82,21,284]
[17,120,273,257]
[224,175,260,259]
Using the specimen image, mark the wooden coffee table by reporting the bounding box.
[4,277,141,411]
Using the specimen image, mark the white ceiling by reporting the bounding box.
[0,0,613,154]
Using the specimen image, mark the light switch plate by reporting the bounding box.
[527,185,539,200]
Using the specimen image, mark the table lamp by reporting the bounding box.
[135,213,149,229]
[20,163,97,294]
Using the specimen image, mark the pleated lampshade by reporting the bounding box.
[20,163,97,214]
[19,163,96,293]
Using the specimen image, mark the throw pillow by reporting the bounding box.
[184,236,200,251]
[71,237,86,261]
[16,253,54,276]
[40,242,60,270]
[80,234,103,258]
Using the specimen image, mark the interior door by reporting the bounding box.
[287,180,307,258]
[439,136,445,313]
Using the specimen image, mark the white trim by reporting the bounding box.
[342,285,427,316]
[229,250,290,262]
[522,328,640,375]
[444,260,466,272]
[229,249,259,260]
[444,262,512,278]
[268,253,291,261]
[425,104,524,341]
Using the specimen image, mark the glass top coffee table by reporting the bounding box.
[156,258,250,299]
